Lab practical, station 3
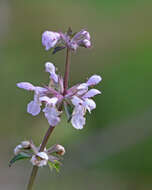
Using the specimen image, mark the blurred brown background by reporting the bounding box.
[0,0,152,189]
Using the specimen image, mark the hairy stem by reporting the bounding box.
[27,125,55,190]
[63,48,71,95]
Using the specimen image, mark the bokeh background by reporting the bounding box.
[1,0,152,189]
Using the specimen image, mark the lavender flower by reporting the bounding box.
[42,31,61,50]
[42,28,91,52]
[17,61,101,129]
[68,75,101,129]
[13,28,102,189]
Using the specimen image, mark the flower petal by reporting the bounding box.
[35,87,47,95]
[40,96,58,106]
[43,106,60,126]
[77,83,88,90]
[71,105,86,129]
[45,62,58,83]
[82,39,91,48]
[16,82,35,91]
[27,101,41,116]
[83,89,101,98]
[42,31,60,50]
[77,83,88,95]
[37,152,49,160]
[86,75,102,86]
[45,62,56,73]
[71,96,83,106]
[83,98,96,113]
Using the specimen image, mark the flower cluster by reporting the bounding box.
[17,28,101,129]
[17,62,101,129]
[42,28,91,52]
[13,141,65,167]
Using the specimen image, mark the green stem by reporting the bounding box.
[27,126,55,190]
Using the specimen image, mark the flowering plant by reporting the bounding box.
[10,28,102,190]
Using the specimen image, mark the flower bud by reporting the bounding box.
[47,144,66,155]
[82,39,91,48]
[21,141,30,149]
[69,41,78,51]
[45,62,58,83]
[81,30,91,40]
[45,62,56,73]
[86,75,102,86]
[42,31,60,51]
[14,144,23,155]
[55,144,65,156]
[31,152,49,167]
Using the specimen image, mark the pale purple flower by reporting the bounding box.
[17,82,46,116]
[71,105,86,129]
[42,29,91,52]
[86,75,102,86]
[17,60,101,130]
[82,98,96,113]
[45,62,58,83]
[42,31,61,51]
[27,89,43,116]
[27,100,41,116]
[40,96,58,106]
[43,106,61,126]
[17,65,61,126]
[82,39,91,48]
[67,74,101,129]
[16,82,35,91]
[82,89,101,98]
[72,29,91,41]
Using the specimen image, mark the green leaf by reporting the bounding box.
[48,160,61,173]
[64,101,74,122]
[52,46,65,54]
[9,152,31,167]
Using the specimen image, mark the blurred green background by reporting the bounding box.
[1,0,152,189]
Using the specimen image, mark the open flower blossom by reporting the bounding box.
[42,29,91,52]
[42,31,61,51]
[17,62,101,129]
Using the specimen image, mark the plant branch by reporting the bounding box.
[27,45,70,190]
[27,125,55,190]
[63,48,71,95]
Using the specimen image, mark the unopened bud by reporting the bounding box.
[45,62,56,73]
[14,144,23,155]
[69,41,78,51]
[56,144,65,156]
[86,75,102,86]
[81,30,91,40]
[82,39,91,48]
[21,141,30,149]
[30,152,49,167]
